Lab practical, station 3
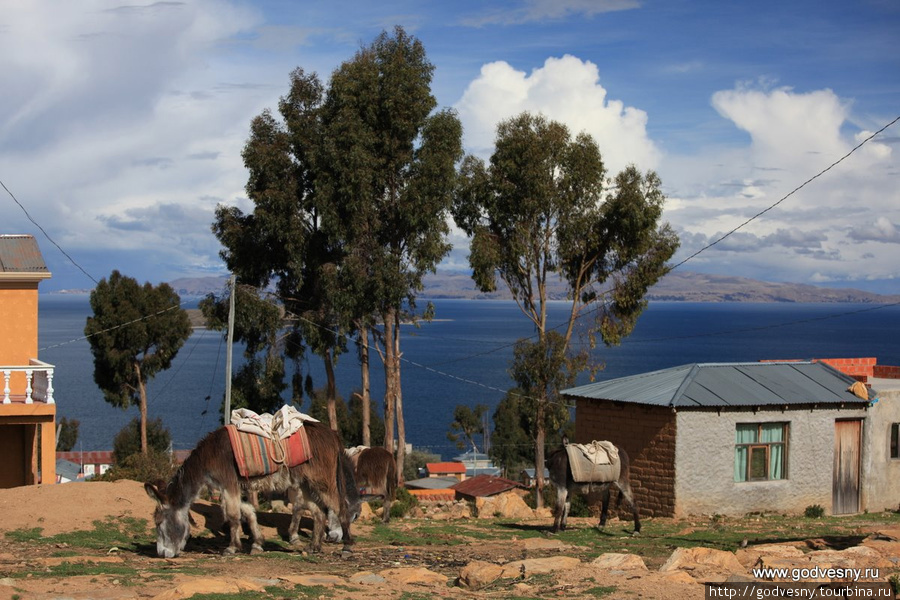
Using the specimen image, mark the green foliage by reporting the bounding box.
[111,417,171,464]
[452,112,679,497]
[84,270,191,453]
[199,287,289,416]
[804,504,825,518]
[447,404,488,451]
[389,487,419,519]
[56,417,79,451]
[99,448,175,484]
[85,271,192,409]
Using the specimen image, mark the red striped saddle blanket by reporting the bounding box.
[225,424,312,478]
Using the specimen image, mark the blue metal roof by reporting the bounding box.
[562,361,873,408]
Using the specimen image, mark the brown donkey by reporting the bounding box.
[144,420,359,557]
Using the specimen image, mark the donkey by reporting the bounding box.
[288,446,361,545]
[144,420,359,558]
[546,438,641,535]
[288,445,396,544]
[351,446,397,524]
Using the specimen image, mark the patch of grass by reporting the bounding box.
[584,585,617,597]
[5,517,151,552]
[370,521,474,546]
[4,527,44,542]
[11,561,140,581]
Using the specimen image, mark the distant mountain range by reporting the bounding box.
[167,271,900,304]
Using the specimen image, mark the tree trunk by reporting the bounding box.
[359,324,371,447]
[534,400,546,509]
[136,361,148,455]
[393,310,405,484]
[382,307,396,456]
[324,348,338,431]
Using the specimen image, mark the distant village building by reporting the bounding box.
[425,462,466,481]
[452,474,525,501]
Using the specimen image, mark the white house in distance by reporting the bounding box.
[562,359,900,518]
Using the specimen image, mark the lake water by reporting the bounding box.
[39,295,900,458]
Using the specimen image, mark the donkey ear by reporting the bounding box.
[562,435,569,446]
[144,481,166,506]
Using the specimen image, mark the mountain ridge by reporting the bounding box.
[164,271,900,304]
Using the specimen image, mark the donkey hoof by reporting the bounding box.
[341,546,353,559]
[631,531,641,537]
[250,544,264,555]
[222,547,237,556]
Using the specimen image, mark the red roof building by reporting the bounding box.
[425,462,467,481]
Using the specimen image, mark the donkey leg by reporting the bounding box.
[220,490,244,555]
[552,486,568,532]
[308,505,326,553]
[382,496,392,524]
[240,501,265,554]
[598,486,611,529]
[615,481,641,535]
[287,488,304,546]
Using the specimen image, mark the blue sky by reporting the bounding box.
[2,0,898,293]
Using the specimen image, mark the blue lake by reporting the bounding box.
[39,295,900,458]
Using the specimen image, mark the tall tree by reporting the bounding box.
[453,113,679,504]
[318,27,463,479]
[447,404,488,452]
[84,270,191,454]
[211,68,346,428]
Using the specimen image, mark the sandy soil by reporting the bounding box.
[0,481,890,600]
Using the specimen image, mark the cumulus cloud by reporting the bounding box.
[455,55,660,174]
[663,83,899,286]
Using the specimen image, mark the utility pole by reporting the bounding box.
[223,274,236,425]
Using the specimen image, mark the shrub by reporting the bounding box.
[804,504,825,519]
[112,417,172,464]
[389,487,419,519]
[96,449,175,483]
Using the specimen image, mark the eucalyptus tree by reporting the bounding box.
[211,68,347,429]
[452,112,679,502]
[84,270,192,454]
[317,27,463,477]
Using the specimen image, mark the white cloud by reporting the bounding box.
[462,0,639,26]
[454,55,661,175]
[663,84,899,287]
[0,1,273,288]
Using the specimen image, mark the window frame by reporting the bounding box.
[735,422,789,483]
[890,423,899,460]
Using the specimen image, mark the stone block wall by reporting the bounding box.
[574,399,676,517]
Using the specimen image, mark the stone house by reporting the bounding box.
[0,235,56,487]
[562,360,900,518]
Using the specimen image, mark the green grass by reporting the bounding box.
[5,517,151,552]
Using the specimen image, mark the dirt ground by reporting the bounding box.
[0,481,896,600]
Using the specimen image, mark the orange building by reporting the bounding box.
[0,234,55,487]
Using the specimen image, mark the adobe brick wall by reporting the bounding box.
[874,365,900,379]
[574,399,676,517]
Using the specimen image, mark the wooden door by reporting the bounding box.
[833,420,861,515]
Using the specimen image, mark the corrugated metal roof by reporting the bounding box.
[452,474,524,498]
[405,476,459,490]
[0,235,49,274]
[562,361,873,408]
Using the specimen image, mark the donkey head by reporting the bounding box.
[144,481,191,558]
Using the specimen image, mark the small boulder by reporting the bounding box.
[591,553,648,572]
[475,492,534,519]
[378,567,448,585]
[458,561,504,589]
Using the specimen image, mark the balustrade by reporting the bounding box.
[1,359,55,404]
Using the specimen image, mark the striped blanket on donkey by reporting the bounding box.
[225,424,312,478]
[565,440,621,483]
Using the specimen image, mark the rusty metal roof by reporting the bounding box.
[452,474,524,498]
[562,361,874,408]
[0,235,50,275]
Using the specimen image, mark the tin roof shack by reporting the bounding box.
[563,361,873,518]
[0,235,55,487]
[452,474,525,501]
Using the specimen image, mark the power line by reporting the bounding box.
[1,179,99,285]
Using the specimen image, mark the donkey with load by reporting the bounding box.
[145,409,360,558]
[547,438,641,535]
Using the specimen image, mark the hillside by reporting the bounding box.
[167,272,900,303]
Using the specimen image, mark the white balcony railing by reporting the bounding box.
[1,359,55,404]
